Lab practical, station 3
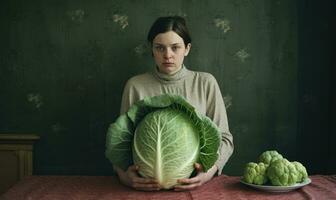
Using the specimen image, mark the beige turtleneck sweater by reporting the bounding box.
[120,66,234,175]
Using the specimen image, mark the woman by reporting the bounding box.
[114,16,234,191]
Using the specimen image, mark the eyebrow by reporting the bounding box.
[153,43,183,46]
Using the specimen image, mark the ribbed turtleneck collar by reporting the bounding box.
[153,64,189,83]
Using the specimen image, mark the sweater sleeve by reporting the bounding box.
[120,78,140,115]
[205,75,234,175]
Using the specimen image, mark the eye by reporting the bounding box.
[171,45,180,52]
[154,46,165,52]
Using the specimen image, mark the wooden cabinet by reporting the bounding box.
[0,134,40,194]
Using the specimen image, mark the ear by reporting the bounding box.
[184,43,191,56]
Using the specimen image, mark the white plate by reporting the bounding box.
[240,178,311,193]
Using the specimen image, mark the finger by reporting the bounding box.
[194,163,203,172]
[128,165,139,172]
[177,177,201,184]
[174,182,201,191]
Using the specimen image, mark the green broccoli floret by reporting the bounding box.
[267,158,300,186]
[243,162,269,185]
[292,161,308,183]
[259,150,283,165]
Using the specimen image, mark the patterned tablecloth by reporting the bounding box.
[1,175,336,200]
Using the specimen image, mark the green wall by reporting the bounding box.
[297,0,335,175]
[0,0,334,176]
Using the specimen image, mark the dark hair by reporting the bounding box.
[147,16,192,47]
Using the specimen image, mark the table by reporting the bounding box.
[1,175,335,200]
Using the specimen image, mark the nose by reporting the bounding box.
[163,48,173,59]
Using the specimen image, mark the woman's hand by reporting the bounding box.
[114,165,161,191]
[174,163,217,191]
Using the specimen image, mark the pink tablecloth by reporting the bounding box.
[1,175,335,200]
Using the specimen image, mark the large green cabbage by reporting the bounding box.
[105,94,220,189]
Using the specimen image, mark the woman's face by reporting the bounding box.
[152,31,191,75]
